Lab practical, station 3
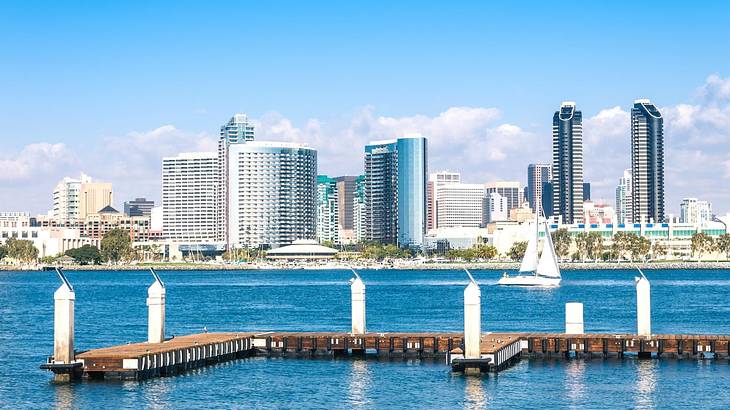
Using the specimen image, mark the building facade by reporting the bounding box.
[631,99,665,223]
[53,174,113,222]
[552,101,584,224]
[434,183,485,228]
[680,198,712,226]
[615,169,632,224]
[162,152,219,243]
[527,164,551,214]
[485,181,522,212]
[316,175,339,244]
[364,140,399,244]
[484,192,509,223]
[396,135,428,249]
[124,197,154,217]
[335,175,359,244]
[353,176,366,243]
[226,141,317,249]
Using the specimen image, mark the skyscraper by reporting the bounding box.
[615,169,632,224]
[364,140,398,244]
[428,171,462,229]
[631,99,665,223]
[124,197,154,217]
[53,174,113,223]
[527,164,552,213]
[552,101,584,224]
[396,135,428,249]
[353,176,366,243]
[434,182,485,228]
[363,135,428,249]
[316,176,339,244]
[218,114,256,244]
[485,181,522,212]
[226,141,317,249]
[162,152,219,243]
[335,176,359,243]
[680,198,712,226]
[484,192,509,223]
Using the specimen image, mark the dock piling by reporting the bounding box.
[635,270,651,337]
[147,269,166,344]
[53,268,76,381]
[565,303,584,334]
[463,270,481,360]
[350,269,366,335]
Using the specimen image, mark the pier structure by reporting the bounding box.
[41,268,730,382]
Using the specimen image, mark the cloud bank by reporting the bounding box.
[2,75,730,216]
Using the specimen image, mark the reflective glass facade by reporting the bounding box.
[396,136,427,249]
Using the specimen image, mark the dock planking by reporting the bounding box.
[43,331,730,381]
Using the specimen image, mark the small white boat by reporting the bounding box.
[498,208,561,287]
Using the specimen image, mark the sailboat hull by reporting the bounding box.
[497,275,561,287]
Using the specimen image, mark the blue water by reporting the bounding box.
[2,269,730,409]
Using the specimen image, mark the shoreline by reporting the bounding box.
[2,261,730,272]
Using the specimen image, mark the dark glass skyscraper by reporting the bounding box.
[552,102,584,224]
[631,99,665,223]
[527,163,551,214]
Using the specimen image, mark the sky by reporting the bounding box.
[2,1,730,216]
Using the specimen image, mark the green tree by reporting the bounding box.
[691,232,714,261]
[586,232,604,261]
[551,229,572,259]
[508,241,528,261]
[630,235,651,261]
[0,244,7,260]
[575,232,589,261]
[717,234,730,260]
[651,241,668,260]
[5,238,39,262]
[611,232,634,261]
[65,244,102,265]
[100,228,132,262]
[473,244,498,260]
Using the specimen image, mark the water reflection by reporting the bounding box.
[463,377,487,410]
[140,378,174,410]
[53,383,74,410]
[564,359,586,408]
[347,359,372,408]
[634,360,658,409]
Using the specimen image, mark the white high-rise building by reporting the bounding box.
[484,192,509,223]
[52,174,113,223]
[218,114,256,243]
[316,176,339,244]
[680,198,712,227]
[227,141,317,249]
[434,182,485,228]
[615,169,632,224]
[162,152,219,242]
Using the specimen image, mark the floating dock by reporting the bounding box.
[42,331,730,381]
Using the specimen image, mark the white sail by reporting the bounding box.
[536,221,561,279]
[519,217,539,272]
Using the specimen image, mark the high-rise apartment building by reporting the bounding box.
[680,198,712,226]
[631,99,665,223]
[527,164,552,214]
[316,176,339,244]
[124,197,154,217]
[53,174,113,223]
[583,182,591,202]
[615,169,632,224]
[427,171,460,230]
[162,152,219,242]
[226,141,317,249]
[353,176,366,243]
[335,176,359,244]
[363,135,428,249]
[552,101,584,224]
[485,181,522,212]
[434,183,485,228]
[218,114,256,243]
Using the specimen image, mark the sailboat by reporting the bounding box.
[497,207,561,287]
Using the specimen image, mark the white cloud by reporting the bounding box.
[0,143,75,181]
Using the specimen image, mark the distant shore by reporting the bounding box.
[2,260,730,272]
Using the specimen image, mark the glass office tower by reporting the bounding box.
[396,135,428,249]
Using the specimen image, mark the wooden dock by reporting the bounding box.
[42,331,730,381]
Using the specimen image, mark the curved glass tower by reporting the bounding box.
[552,102,584,224]
[396,135,428,249]
[631,99,665,223]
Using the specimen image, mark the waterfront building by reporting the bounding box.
[680,198,712,227]
[427,171,461,230]
[226,141,317,249]
[124,197,154,217]
[583,201,615,225]
[434,182,485,228]
[484,192,509,223]
[396,135,428,249]
[527,164,552,213]
[552,101,584,224]
[353,176,366,243]
[162,152,219,243]
[218,114,256,244]
[363,135,428,249]
[631,99,665,223]
[485,181,522,212]
[615,169,632,224]
[335,176,360,244]
[509,203,535,223]
[316,176,339,244]
[53,174,113,222]
[81,205,153,242]
[0,212,30,228]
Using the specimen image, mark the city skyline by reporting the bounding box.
[2,3,730,215]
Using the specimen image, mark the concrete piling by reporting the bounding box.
[565,303,584,334]
[463,270,481,360]
[635,270,651,337]
[53,269,75,381]
[350,269,366,335]
[147,269,166,344]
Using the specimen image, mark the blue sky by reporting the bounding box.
[2,1,730,215]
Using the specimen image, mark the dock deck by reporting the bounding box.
[43,331,730,381]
